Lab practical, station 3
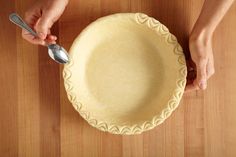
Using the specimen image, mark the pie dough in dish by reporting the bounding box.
[63,13,187,135]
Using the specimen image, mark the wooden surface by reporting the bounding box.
[1,0,236,156]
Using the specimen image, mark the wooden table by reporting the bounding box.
[1,0,236,156]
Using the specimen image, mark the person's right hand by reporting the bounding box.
[22,0,68,45]
[185,33,215,92]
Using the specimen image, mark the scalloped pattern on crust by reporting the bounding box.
[63,13,187,135]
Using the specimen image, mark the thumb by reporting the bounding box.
[35,13,54,39]
[196,59,207,90]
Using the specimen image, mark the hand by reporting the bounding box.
[22,0,68,45]
[184,0,235,92]
[185,33,215,92]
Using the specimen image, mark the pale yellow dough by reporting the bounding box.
[63,13,187,135]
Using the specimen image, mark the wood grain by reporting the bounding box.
[0,0,236,157]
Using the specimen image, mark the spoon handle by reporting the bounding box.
[9,13,38,37]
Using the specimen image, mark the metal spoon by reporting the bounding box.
[9,13,70,64]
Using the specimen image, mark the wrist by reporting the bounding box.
[63,0,69,6]
[190,26,213,45]
[52,0,69,6]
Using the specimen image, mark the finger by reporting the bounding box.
[196,59,208,90]
[22,30,46,45]
[45,35,57,44]
[185,83,199,92]
[45,38,56,44]
[47,35,57,41]
[34,11,55,40]
[207,53,215,79]
[187,68,196,81]
[23,9,44,45]
[24,10,41,27]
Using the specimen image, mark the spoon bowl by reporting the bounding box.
[48,44,70,64]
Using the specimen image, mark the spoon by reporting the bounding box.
[9,13,70,64]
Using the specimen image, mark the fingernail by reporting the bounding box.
[199,81,207,90]
[38,32,46,39]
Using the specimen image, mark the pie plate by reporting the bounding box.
[63,13,187,135]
